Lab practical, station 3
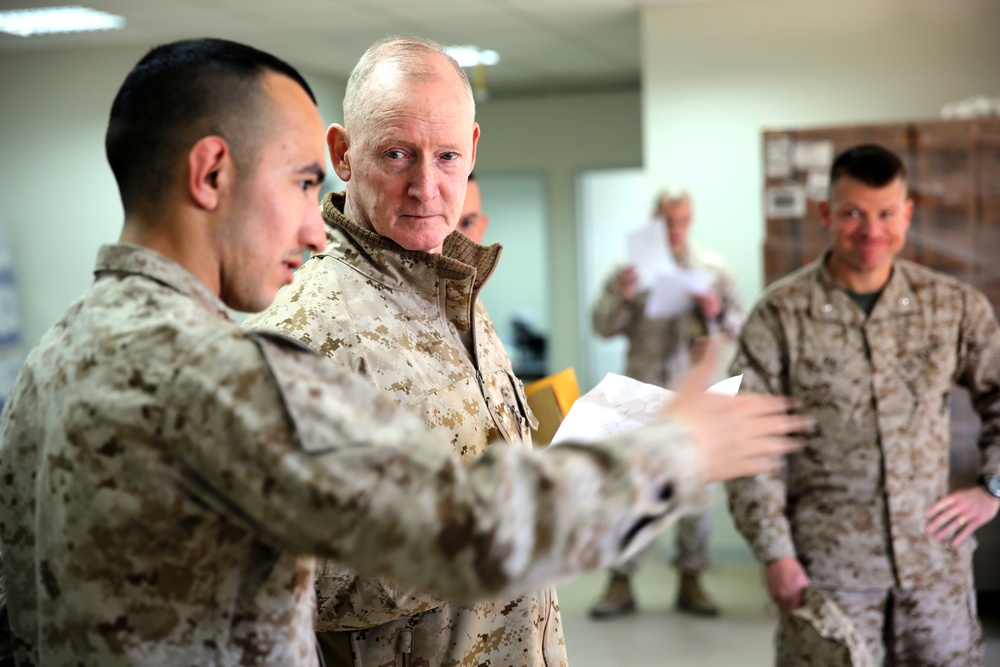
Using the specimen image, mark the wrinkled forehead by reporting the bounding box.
[359,84,475,150]
[358,58,472,128]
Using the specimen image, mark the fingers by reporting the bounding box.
[926,488,1000,547]
[668,387,809,484]
[766,557,809,615]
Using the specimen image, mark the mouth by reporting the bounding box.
[281,255,304,280]
[401,213,442,222]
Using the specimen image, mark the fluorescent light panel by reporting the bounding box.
[446,45,500,68]
[0,6,125,37]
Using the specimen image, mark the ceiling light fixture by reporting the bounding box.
[445,45,500,68]
[0,6,125,37]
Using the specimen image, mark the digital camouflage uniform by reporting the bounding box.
[0,243,712,667]
[244,192,565,667]
[727,255,1000,665]
[592,247,742,576]
[0,553,10,666]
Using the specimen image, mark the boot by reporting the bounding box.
[676,573,719,617]
[588,571,636,620]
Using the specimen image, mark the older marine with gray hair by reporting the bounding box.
[246,35,563,666]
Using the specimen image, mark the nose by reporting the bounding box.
[857,214,877,234]
[302,203,326,252]
[407,158,438,202]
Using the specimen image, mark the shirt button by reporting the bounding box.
[823,304,833,313]
[900,297,910,306]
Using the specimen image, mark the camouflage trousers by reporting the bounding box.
[777,580,984,666]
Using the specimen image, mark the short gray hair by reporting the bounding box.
[343,35,475,136]
[653,185,691,214]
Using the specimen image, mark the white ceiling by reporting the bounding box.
[0,0,729,96]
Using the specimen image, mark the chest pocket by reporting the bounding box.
[792,348,863,409]
[481,368,537,446]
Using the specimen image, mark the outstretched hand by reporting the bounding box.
[663,344,810,484]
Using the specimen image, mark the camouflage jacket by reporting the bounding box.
[0,243,709,666]
[592,246,743,387]
[244,193,564,666]
[727,255,1000,590]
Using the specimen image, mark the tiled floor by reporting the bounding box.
[556,554,1000,666]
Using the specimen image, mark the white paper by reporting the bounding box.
[643,270,691,319]
[765,136,793,178]
[550,372,743,445]
[765,184,806,219]
[677,268,713,296]
[626,223,675,289]
[793,141,834,171]
[805,170,830,202]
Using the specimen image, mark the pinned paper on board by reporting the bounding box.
[765,136,794,178]
[765,185,806,219]
[793,141,834,171]
[805,170,830,202]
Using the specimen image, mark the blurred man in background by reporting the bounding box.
[590,188,744,619]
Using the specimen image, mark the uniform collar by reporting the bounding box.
[94,243,231,320]
[320,192,503,331]
[320,191,503,295]
[808,251,918,324]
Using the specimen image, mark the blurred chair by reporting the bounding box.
[524,368,580,446]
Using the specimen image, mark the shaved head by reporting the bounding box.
[343,35,474,142]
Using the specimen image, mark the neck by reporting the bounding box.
[825,255,891,293]
[342,193,372,234]
[119,212,220,296]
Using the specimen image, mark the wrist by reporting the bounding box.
[978,474,1000,500]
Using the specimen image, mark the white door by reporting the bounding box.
[576,168,651,391]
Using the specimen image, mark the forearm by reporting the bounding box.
[168,329,707,603]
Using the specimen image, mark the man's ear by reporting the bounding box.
[187,136,231,210]
[818,200,831,231]
[328,124,352,182]
[469,122,480,171]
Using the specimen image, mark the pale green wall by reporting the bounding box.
[473,91,643,376]
[0,45,347,346]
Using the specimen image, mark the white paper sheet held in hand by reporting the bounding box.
[625,222,675,287]
[625,223,714,320]
[550,373,742,445]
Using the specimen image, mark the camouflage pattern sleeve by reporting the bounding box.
[954,287,1000,476]
[0,552,9,665]
[165,327,706,602]
[725,302,797,564]
[592,268,635,338]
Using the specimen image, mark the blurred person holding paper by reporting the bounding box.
[590,187,744,619]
